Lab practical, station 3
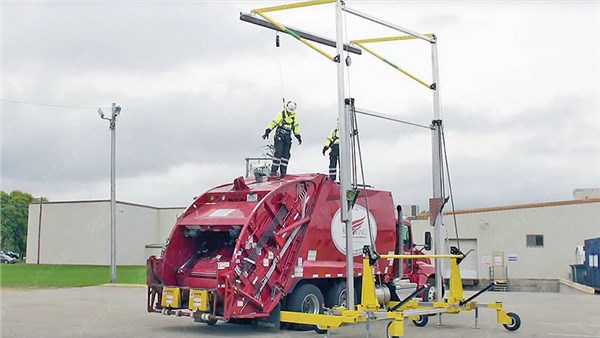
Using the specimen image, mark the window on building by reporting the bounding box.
[526,234,544,247]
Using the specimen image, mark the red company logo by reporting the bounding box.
[351,217,365,234]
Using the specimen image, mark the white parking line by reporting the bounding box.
[547,334,600,338]
[542,322,600,328]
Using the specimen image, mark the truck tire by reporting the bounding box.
[423,277,445,302]
[287,283,324,314]
[325,281,356,308]
[287,284,324,331]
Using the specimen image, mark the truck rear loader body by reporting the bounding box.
[146,173,436,323]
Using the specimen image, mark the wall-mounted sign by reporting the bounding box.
[507,254,518,262]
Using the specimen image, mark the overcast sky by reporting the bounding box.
[1,1,599,211]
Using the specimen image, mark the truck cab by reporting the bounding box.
[396,219,440,301]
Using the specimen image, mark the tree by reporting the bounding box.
[1,190,37,257]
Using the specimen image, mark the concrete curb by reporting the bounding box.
[100,283,147,288]
[558,279,596,294]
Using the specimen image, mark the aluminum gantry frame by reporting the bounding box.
[242,0,445,314]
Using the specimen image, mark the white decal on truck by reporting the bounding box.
[209,209,234,217]
[331,204,377,256]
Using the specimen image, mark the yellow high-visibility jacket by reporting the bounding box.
[267,110,300,136]
[325,126,339,147]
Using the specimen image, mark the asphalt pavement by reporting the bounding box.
[1,285,599,338]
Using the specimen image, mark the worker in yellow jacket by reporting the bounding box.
[262,101,302,178]
[322,124,339,181]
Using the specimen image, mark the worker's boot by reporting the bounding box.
[279,166,287,178]
[270,164,279,177]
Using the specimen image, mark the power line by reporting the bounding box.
[1,99,108,109]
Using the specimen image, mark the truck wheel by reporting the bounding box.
[287,284,324,331]
[423,277,445,302]
[325,281,356,308]
[503,312,521,331]
[288,284,324,314]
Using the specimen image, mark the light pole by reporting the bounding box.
[98,102,121,283]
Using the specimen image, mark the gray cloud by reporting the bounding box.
[2,2,599,211]
[2,2,264,73]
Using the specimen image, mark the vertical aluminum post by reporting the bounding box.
[335,0,354,310]
[109,102,118,283]
[430,36,443,325]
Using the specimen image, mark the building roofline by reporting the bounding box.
[29,199,185,210]
[410,197,600,219]
[32,197,600,215]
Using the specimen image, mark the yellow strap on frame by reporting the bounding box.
[252,0,336,14]
[254,11,337,62]
[352,41,432,89]
[353,34,434,44]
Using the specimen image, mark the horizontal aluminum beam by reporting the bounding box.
[240,12,362,55]
[342,6,435,43]
[354,107,432,130]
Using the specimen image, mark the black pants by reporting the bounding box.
[329,144,339,181]
[271,132,292,178]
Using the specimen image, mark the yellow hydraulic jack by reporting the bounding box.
[279,245,521,337]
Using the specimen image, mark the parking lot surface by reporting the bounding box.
[2,286,599,338]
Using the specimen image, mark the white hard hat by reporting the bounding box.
[286,101,297,112]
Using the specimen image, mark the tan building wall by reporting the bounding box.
[26,200,183,265]
[157,207,185,244]
[116,203,159,265]
[27,197,599,278]
[410,199,600,282]
[27,201,109,265]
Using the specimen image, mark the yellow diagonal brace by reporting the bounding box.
[255,12,336,62]
[252,0,335,14]
[353,41,431,89]
[353,34,433,44]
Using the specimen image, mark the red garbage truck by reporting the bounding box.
[146,173,438,325]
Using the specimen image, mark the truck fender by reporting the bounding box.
[416,262,438,283]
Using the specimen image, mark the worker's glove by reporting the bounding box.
[295,135,302,145]
[322,146,328,156]
[262,129,271,140]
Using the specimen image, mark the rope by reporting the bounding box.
[441,124,460,251]
[1,99,109,110]
[275,32,286,109]
[351,104,384,288]
[437,127,445,200]
[341,11,383,288]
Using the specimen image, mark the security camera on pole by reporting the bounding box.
[98,102,121,283]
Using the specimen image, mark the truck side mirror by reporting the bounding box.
[424,232,432,251]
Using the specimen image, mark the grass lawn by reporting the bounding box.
[0,263,146,288]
